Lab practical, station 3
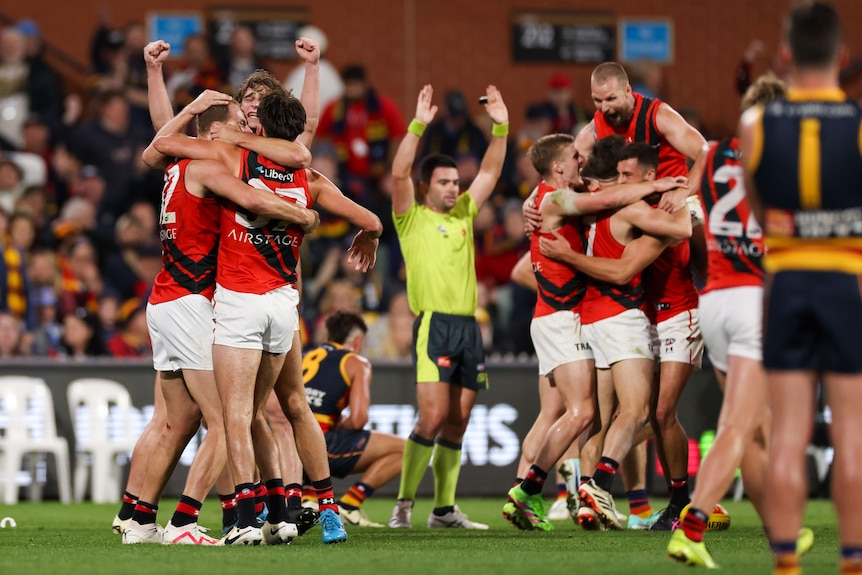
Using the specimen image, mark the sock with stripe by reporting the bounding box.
[338,482,374,511]
[841,546,862,575]
[235,483,257,528]
[396,433,435,501]
[669,476,691,507]
[170,495,202,528]
[626,489,653,518]
[555,482,567,502]
[253,482,266,517]
[313,478,338,514]
[592,457,619,492]
[219,492,237,531]
[285,483,302,511]
[521,464,548,497]
[118,491,137,521]
[131,500,158,526]
[770,540,799,575]
[264,479,287,523]
[432,438,462,511]
[681,506,708,542]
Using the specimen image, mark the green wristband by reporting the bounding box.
[492,122,509,137]
[408,119,426,137]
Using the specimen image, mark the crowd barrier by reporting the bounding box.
[0,358,728,500]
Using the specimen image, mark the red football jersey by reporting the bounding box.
[593,92,688,179]
[580,211,645,324]
[216,149,312,294]
[531,182,588,317]
[149,159,220,305]
[698,137,764,294]
[643,241,699,324]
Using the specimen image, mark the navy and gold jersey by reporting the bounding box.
[302,342,355,432]
[749,88,862,273]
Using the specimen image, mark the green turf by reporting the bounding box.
[0,497,840,575]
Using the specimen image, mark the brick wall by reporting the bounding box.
[7,0,862,138]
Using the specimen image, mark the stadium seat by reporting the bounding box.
[0,376,72,504]
[67,378,137,503]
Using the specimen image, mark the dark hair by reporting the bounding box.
[529,133,575,178]
[341,64,367,82]
[785,1,842,68]
[582,135,625,181]
[325,310,367,344]
[419,154,458,185]
[257,91,306,141]
[617,142,659,173]
[196,103,230,135]
[234,69,287,103]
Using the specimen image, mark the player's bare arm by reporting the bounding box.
[468,85,509,211]
[311,168,383,272]
[143,90,233,168]
[542,176,687,218]
[209,122,312,169]
[621,199,692,241]
[144,40,173,132]
[189,159,319,233]
[391,84,437,217]
[738,105,765,226]
[337,355,373,430]
[295,36,321,148]
[510,252,538,292]
[540,231,669,285]
[655,104,708,211]
[574,119,597,159]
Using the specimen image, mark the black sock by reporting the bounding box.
[521,465,548,496]
[592,457,619,492]
[118,491,137,521]
[235,483,257,528]
[170,495,202,528]
[219,492,237,530]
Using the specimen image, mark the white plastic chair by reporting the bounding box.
[67,378,138,503]
[0,376,72,504]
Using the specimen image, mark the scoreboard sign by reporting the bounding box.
[512,11,616,63]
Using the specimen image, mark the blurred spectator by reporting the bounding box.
[166,34,227,111]
[528,73,589,136]
[628,60,667,100]
[57,235,102,317]
[0,207,34,330]
[0,26,29,149]
[476,200,529,289]
[60,305,104,359]
[363,289,414,360]
[317,64,407,205]
[30,286,61,356]
[678,106,713,144]
[28,247,61,356]
[95,20,150,131]
[311,278,363,345]
[96,289,120,344]
[16,19,63,128]
[419,89,488,161]
[102,208,159,299]
[0,310,27,357]
[220,25,263,94]
[8,211,37,252]
[283,25,344,110]
[67,88,155,224]
[0,158,25,214]
[105,297,150,357]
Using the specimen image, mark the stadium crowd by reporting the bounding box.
[3,4,861,572]
[0,17,634,361]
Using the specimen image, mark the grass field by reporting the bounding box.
[0,497,840,575]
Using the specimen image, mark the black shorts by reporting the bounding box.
[324,429,371,478]
[412,311,489,390]
[763,271,862,373]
